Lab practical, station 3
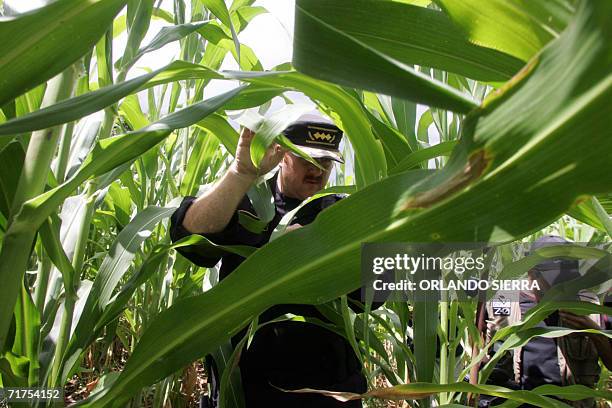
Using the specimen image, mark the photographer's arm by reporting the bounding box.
[182,128,284,234]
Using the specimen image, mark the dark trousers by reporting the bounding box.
[204,322,367,408]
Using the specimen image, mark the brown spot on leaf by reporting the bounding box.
[401,149,491,211]
[571,195,590,207]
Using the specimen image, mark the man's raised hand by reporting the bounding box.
[232,127,285,179]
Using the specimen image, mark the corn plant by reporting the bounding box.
[0,0,611,407]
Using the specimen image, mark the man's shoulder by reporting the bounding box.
[291,193,345,226]
[320,192,347,208]
[306,192,347,212]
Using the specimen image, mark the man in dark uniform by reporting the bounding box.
[170,115,367,407]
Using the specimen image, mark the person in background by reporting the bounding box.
[480,235,612,407]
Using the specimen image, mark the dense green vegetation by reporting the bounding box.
[0,0,610,407]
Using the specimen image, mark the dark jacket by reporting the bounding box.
[170,174,366,407]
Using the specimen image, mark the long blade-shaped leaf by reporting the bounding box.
[434,0,573,61]
[279,381,610,407]
[0,61,222,136]
[249,104,313,168]
[118,21,210,69]
[59,206,177,381]
[0,0,127,106]
[121,0,154,69]
[293,0,481,112]
[297,0,524,82]
[200,0,241,64]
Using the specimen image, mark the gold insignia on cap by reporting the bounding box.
[310,131,335,142]
[306,126,339,146]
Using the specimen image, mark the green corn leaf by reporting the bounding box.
[0,0,128,106]
[107,182,133,228]
[0,352,30,388]
[38,215,77,300]
[434,0,574,61]
[200,0,241,66]
[215,337,247,408]
[299,0,525,82]
[96,28,114,89]
[275,135,327,171]
[249,104,313,169]
[170,234,257,261]
[121,0,154,70]
[0,141,25,219]
[0,60,279,138]
[85,234,255,358]
[199,0,232,32]
[153,7,175,24]
[391,97,417,147]
[413,267,438,383]
[221,85,283,111]
[198,23,261,71]
[180,129,220,196]
[319,303,395,372]
[567,197,612,235]
[596,193,612,214]
[229,0,255,13]
[390,141,457,175]
[195,113,239,155]
[112,8,176,39]
[293,0,502,112]
[119,95,150,130]
[48,279,93,385]
[394,0,431,6]
[589,196,612,236]
[531,384,612,403]
[417,109,434,143]
[54,194,89,269]
[231,6,267,33]
[118,21,210,70]
[13,282,40,386]
[366,109,413,169]
[282,382,610,407]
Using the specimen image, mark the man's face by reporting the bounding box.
[279,153,333,200]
